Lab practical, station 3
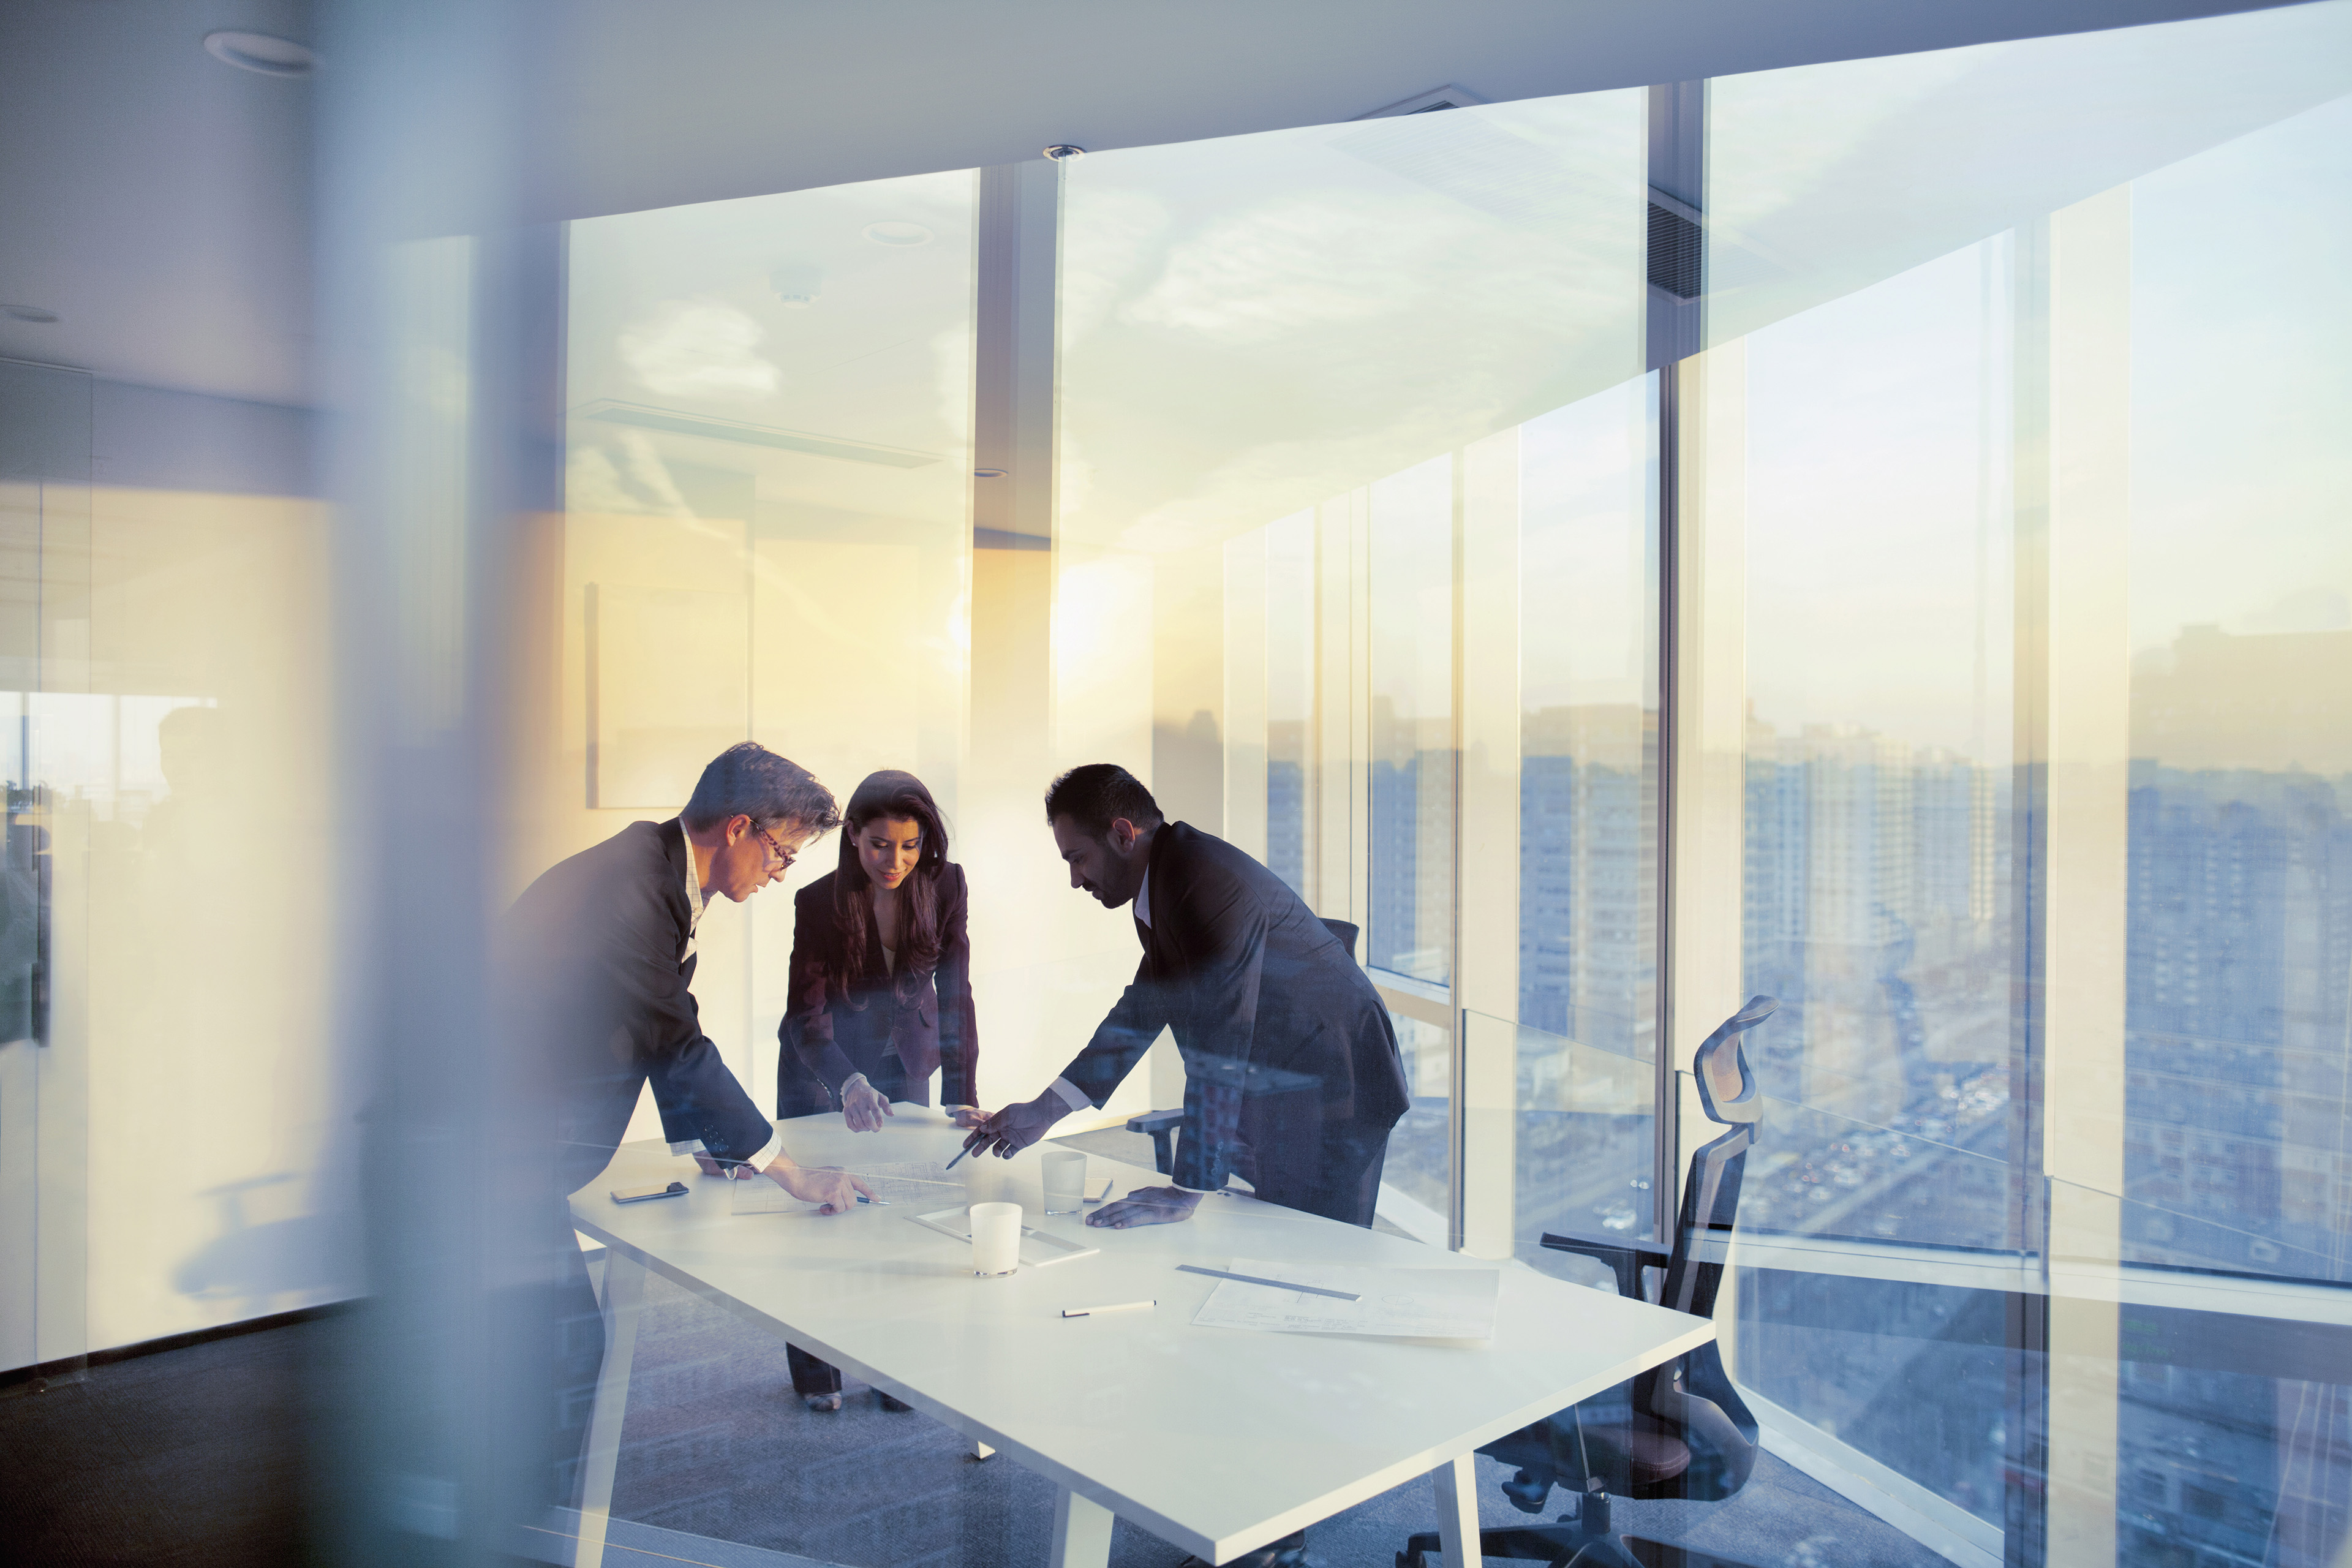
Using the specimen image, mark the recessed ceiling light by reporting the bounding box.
[1,304,58,324]
[1043,145,1087,162]
[861,222,932,247]
[203,31,317,77]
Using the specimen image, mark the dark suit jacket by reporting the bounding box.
[1057,821,1409,1204]
[505,818,774,1197]
[777,864,978,1115]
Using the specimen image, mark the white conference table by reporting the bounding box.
[567,1109,1713,1568]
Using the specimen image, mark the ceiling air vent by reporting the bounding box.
[1648,202,1703,301]
[1354,83,1490,120]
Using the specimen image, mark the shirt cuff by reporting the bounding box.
[1047,1076,1093,1115]
[670,1129,784,1170]
[737,1127,784,1172]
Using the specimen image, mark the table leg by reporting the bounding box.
[573,1250,646,1568]
[1433,1452,1480,1568]
[1048,1486,1114,1568]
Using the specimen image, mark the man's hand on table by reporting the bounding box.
[961,1092,1069,1159]
[1086,1185,1203,1229]
[690,1151,870,1213]
[840,1073,894,1132]
[763,1156,873,1214]
[944,1105,987,1130]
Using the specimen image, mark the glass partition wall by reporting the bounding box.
[1700,10,2352,1567]
[507,7,2352,1566]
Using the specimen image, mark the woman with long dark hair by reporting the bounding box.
[776,769,979,1410]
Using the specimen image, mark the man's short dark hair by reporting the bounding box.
[1044,764,1163,839]
[683,743,842,835]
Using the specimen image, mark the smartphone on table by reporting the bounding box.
[610,1180,689,1204]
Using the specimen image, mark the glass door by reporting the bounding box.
[0,358,91,1390]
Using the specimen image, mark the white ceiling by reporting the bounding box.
[0,0,2307,408]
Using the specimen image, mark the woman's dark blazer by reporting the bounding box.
[777,863,978,1117]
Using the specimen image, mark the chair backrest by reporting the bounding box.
[1639,995,1775,1501]
[1658,995,1773,1323]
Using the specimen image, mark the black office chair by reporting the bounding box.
[1400,995,1777,1568]
[1126,917,1360,1174]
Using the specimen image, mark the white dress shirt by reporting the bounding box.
[1043,859,1205,1192]
[667,824,785,1172]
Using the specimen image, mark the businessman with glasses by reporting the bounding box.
[503,741,869,1504]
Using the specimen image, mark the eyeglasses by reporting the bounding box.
[755,824,797,870]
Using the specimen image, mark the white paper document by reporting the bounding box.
[1190,1257,1501,1341]
[729,1161,967,1215]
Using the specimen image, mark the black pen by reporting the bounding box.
[944,1142,974,1172]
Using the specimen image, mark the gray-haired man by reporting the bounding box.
[505,742,870,1499]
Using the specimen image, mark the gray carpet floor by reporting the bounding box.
[0,1317,325,1567]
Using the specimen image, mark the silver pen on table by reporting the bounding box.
[1175,1264,1360,1302]
[1060,1300,1155,1319]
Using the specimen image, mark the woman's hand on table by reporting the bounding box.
[1085,1186,1203,1229]
[840,1074,894,1132]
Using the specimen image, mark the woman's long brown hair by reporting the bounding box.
[829,771,949,1007]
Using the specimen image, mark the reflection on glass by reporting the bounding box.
[1738,234,2016,1201]
[1492,1011,1654,1262]
[2111,1345,2350,1568]
[2116,89,2352,1568]
[566,172,976,1119]
[1735,1264,2010,1528]
[1265,512,1315,899]
[1716,1082,2015,1529]
[1517,375,1657,1060]
[2122,96,2352,1287]
[1711,11,2352,1558]
[1368,455,1453,984]
[1384,1011,1452,1231]
[1057,92,1646,556]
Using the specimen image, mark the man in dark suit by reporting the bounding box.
[965,764,1409,1231]
[505,742,870,1501]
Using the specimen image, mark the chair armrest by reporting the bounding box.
[1125,1109,1182,1175]
[1541,1229,1672,1300]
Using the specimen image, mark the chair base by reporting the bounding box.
[1400,1525,1765,1568]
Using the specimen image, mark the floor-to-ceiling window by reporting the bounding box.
[497,9,2352,1564]
[1701,7,2352,1561]
[2114,83,2352,1568]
